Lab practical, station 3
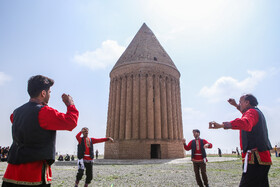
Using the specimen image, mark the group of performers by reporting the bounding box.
[184,94,272,187]
[1,75,273,187]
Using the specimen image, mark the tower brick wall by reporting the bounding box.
[105,23,185,159]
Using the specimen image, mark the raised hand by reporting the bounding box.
[228,98,238,107]
[62,93,74,106]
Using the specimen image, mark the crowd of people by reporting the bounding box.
[56,151,100,162]
[0,146,9,162]
[57,154,75,161]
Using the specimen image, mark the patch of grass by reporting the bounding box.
[175,164,186,169]
[269,157,280,178]
[208,168,228,172]
[105,175,121,181]
[208,154,241,158]
[55,167,76,171]
[269,168,280,178]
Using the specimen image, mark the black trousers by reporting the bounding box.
[193,162,208,187]
[239,155,270,187]
[76,162,93,184]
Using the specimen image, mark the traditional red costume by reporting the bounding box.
[75,132,108,161]
[3,104,79,185]
[228,108,272,165]
[184,139,212,162]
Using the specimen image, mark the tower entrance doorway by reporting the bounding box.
[151,144,161,159]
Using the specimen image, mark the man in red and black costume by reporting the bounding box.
[75,127,113,187]
[182,129,212,187]
[2,75,79,187]
[209,94,272,187]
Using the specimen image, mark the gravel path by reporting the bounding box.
[1,157,279,187]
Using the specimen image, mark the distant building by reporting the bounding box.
[104,23,185,159]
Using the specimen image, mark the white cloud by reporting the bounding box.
[73,40,125,70]
[0,72,11,86]
[199,70,266,103]
[142,0,256,41]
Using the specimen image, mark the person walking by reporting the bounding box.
[75,128,113,187]
[2,75,79,187]
[182,129,212,187]
[209,94,272,187]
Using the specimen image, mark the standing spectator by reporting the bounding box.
[236,147,240,157]
[75,127,113,187]
[218,148,222,157]
[182,129,212,187]
[95,150,99,159]
[274,145,278,157]
[209,94,272,187]
[2,75,79,187]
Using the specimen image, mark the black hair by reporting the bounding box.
[244,94,258,106]
[28,75,54,98]
[193,129,200,134]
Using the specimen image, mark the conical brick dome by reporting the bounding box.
[112,23,178,71]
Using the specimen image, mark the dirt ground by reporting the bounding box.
[0,157,279,187]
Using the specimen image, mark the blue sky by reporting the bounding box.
[1,0,279,155]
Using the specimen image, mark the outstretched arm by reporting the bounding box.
[209,109,259,132]
[91,137,114,144]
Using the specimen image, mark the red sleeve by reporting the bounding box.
[230,108,259,132]
[184,140,192,151]
[203,139,212,148]
[76,131,82,143]
[10,114,13,123]
[91,138,108,144]
[38,105,79,131]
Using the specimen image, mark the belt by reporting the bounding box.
[243,148,257,173]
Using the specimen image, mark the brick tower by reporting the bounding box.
[104,23,184,159]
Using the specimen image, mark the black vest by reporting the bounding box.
[191,139,206,159]
[241,108,272,153]
[8,102,56,165]
[77,137,94,159]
